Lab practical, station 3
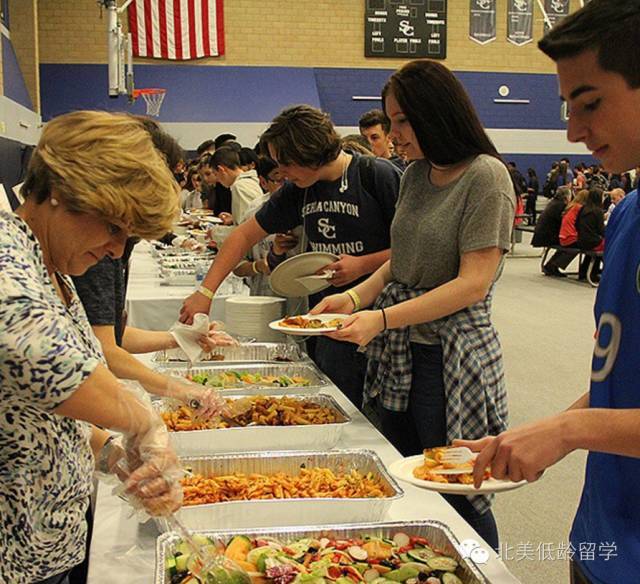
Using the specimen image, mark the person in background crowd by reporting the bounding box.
[359,109,406,171]
[458,3,640,582]
[620,171,633,193]
[575,187,605,282]
[0,110,183,584]
[588,164,609,191]
[608,173,623,190]
[180,165,204,211]
[543,161,560,198]
[239,146,259,171]
[557,159,575,188]
[605,187,625,221]
[209,147,263,225]
[180,105,401,411]
[542,188,590,277]
[198,153,232,218]
[214,133,237,150]
[574,162,588,189]
[525,167,540,224]
[232,156,286,296]
[342,133,374,156]
[531,185,572,248]
[313,59,515,550]
[196,139,215,159]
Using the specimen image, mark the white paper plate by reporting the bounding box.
[269,252,339,298]
[388,455,526,495]
[269,313,347,336]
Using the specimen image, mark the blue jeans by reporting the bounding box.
[314,336,367,410]
[377,343,499,550]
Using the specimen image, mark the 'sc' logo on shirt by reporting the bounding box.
[317,218,337,239]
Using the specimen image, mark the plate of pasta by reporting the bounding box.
[388,447,526,494]
[269,313,346,335]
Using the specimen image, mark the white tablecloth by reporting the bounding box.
[87,355,521,584]
[125,241,247,330]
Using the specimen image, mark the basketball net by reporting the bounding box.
[133,88,166,117]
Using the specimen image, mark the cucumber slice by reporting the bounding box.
[407,548,437,563]
[426,557,458,573]
[165,557,177,576]
[442,574,463,584]
[175,554,189,573]
[392,533,411,548]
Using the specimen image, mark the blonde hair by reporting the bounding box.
[563,188,590,215]
[22,110,179,239]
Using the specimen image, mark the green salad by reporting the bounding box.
[166,532,466,584]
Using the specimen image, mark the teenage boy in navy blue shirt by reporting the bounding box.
[180,105,401,408]
[458,2,640,582]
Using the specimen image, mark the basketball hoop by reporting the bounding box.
[133,88,166,117]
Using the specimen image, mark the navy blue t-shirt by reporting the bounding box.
[255,154,400,296]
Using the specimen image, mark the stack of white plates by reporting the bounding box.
[225,296,286,342]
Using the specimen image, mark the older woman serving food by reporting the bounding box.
[0,111,185,584]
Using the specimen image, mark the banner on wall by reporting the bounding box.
[469,0,496,45]
[128,0,225,60]
[507,0,533,46]
[543,0,570,34]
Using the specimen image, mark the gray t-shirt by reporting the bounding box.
[390,154,515,343]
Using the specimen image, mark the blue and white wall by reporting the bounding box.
[39,62,592,180]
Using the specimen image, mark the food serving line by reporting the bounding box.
[88,243,518,584]
[86,345,521,583]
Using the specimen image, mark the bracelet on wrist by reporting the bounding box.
[380,307,388,331]
[198,285,214,300]
[345,289,361,312]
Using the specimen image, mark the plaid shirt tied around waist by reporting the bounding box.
[364,280,509,514]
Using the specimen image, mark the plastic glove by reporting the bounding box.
[166,376,227,419]
[199,329,238,352]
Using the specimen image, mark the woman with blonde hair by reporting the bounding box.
[0,111,184,584]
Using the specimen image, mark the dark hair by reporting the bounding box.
[342,134,373,155]
[210,147,241,170]
[185,165,202,190]
[538,0,640,88]
[384,59,502,166]
[239,146,259,169]
[132,115,184,170]
[260,105,341,168]
[214,133,237,149]
[358,109,391,134]
[528,167,537,177]
[196,139,215,156]
[256,156,278,179]
[584,187,604,211]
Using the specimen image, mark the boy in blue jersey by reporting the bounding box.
[456,1,640,582]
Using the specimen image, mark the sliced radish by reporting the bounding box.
[363,569,380,582]
[348,546,368,561]
[393,532,411,548]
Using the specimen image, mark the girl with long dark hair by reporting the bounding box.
[313,59,515,549]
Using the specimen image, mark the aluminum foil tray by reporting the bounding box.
[155,520,488,584]
[159,393,350,455]
[158,449,403,532]
[152,342,307,365]
[156,362,328,395]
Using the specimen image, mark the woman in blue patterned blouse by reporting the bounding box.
[0,111,184,584]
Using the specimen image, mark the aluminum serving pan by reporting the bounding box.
[156,362,328,396]
[159,449,403,532]
[160,393,350,455]
[155,520,488,584]
[152,342,307,365]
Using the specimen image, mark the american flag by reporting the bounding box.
[128,0,225,60]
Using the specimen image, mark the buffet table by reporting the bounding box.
[87,356,521,584]
[125,241,248,330]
